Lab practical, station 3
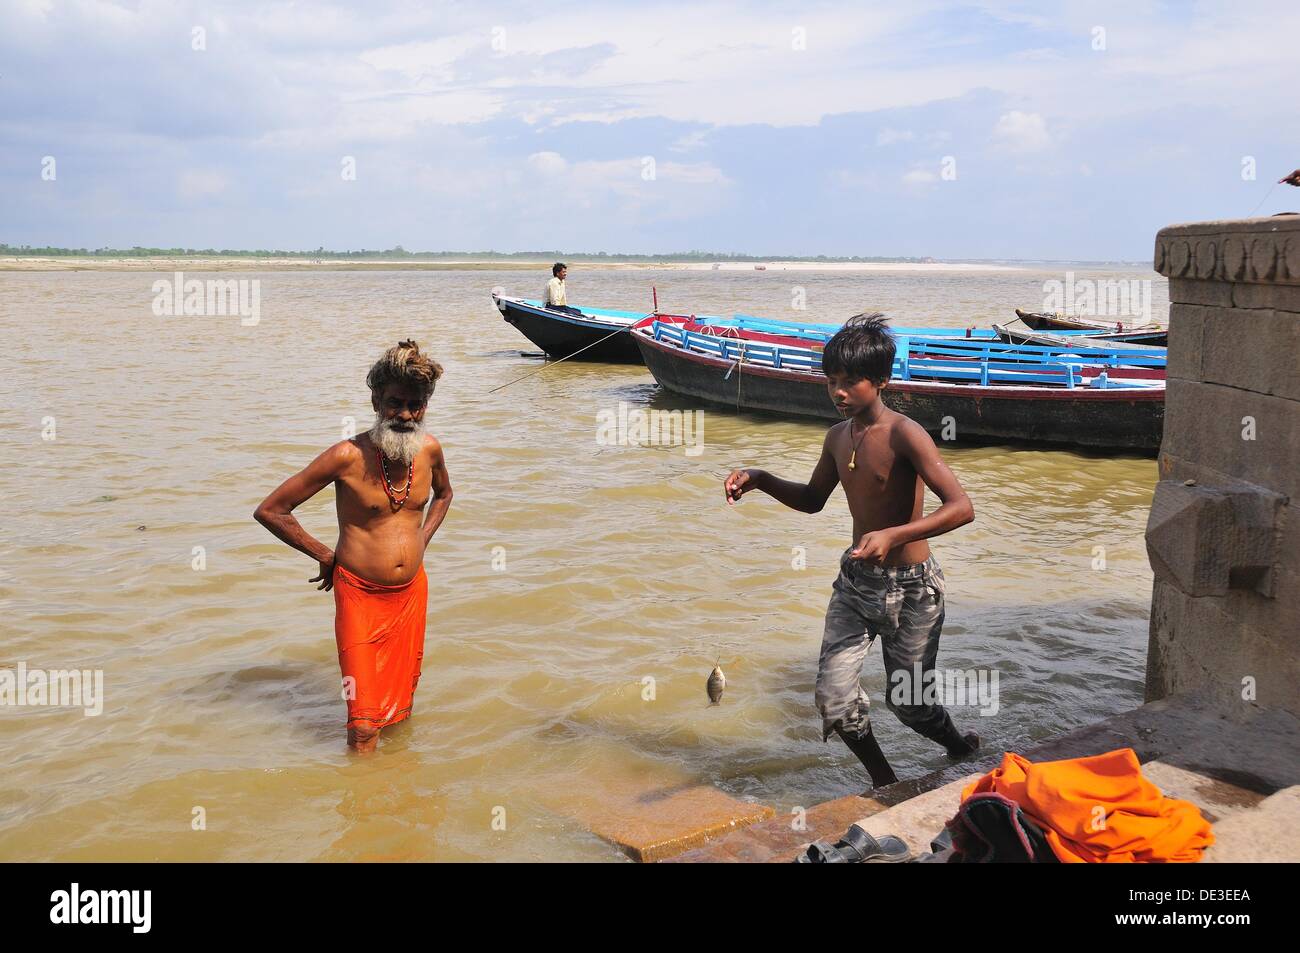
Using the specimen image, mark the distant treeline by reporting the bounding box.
[0,243,933,264]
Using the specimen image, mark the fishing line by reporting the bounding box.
[488,313,654,394]
[1247,181,1278,219]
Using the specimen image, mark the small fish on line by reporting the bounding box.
[707,664,726,704]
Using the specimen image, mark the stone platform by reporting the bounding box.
[667,694,1300,862]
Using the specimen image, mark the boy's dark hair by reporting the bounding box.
[552,262,566,276]
[822,312,895,384]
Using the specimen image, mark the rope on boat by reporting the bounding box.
[723,339,747,411]
[736,340,746,411]
[488,313,654,394]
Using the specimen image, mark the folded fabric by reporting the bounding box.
[961,748,1214,863]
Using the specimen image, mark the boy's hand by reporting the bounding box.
[850,530,895,564]
[724,468,760,504]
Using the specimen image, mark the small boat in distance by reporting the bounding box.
[1014,308,1167,346]
[994,322,1167,353]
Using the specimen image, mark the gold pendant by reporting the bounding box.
[848,450,856,471]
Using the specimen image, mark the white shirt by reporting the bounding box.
[545,276,567,307]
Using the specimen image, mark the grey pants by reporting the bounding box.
[815,549,950,743]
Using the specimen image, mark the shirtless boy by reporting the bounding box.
[723,314,979,786]
[255,340,452,752]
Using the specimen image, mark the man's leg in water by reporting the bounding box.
[347,722,381,753]
[815,564,898,786]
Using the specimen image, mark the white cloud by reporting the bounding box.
[8,2,1297,140]
[560,157,729,193]
[358,37,481,84]
[669,130,710,153]
[992,110,1052,152]
[658,161,728,185]
[337,90,505,133]
[527,151,568,176]
[4,0,1299,258]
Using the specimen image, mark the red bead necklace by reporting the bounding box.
[376,448,414,510]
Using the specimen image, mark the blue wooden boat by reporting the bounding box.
[890,335,1166,379]
[697,313,1005,344]
[631,318,1164,451]
[490,293,1168,380]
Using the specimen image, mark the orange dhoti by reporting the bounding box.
[333,563,428,731]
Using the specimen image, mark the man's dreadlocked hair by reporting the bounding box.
[366,339,444,402]
[821,312,895,385]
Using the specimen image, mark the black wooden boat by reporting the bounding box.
[492,294,648,363]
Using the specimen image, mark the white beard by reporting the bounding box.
[369,414,425,466]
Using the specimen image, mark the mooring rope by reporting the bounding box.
[488,313,654,394]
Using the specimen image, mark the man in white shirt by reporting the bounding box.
[544,262,580,313]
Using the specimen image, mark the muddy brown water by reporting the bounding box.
[0,266,1164,860]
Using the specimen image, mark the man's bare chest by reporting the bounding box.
[337,465,431,518]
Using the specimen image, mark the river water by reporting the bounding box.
[0,265,1164,861]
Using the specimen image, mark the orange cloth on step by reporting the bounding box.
[961,748,1213,863]
[333,563,427,731]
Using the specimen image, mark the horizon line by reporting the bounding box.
[0,244,1151,267]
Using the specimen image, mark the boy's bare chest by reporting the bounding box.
[833,431,921,520]
[837,451,893,495]
[833,427,894,489]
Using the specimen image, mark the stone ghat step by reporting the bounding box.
[539,773,774,863]
[668,694,1300,862]
[661,762,997,863]
[1202,787,1300,862]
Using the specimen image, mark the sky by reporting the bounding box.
[1,0,1297,260]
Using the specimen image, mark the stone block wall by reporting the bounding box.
[1147,215,1299,714]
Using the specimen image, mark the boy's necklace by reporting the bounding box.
[847,420,875,471]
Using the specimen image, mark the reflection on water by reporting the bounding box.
[0,266,1163,860]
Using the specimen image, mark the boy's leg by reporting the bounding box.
[880,561,979,758]
[834,725,898,786]
[816,570,898,786]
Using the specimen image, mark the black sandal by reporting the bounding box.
[795,824,912,863]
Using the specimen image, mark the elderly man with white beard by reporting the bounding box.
[255,340,452,751]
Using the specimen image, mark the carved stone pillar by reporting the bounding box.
[1147,215,1299,713]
